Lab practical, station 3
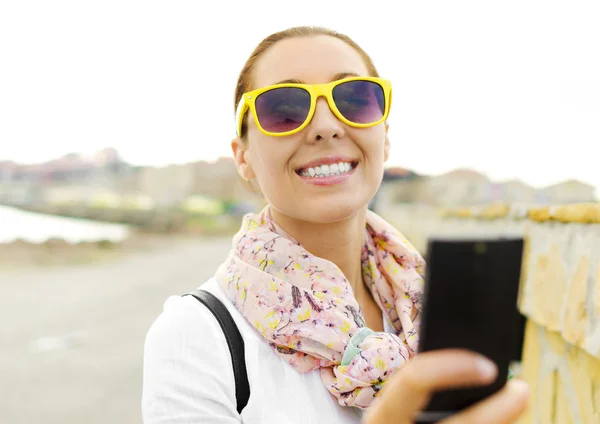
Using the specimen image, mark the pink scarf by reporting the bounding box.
[215,207,425,409]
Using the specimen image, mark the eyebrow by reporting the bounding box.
[274,72,361,85]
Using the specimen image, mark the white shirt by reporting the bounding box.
[142,277,395,424]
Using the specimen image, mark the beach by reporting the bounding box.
[0,235,232,424]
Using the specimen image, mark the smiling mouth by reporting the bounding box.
[295,161,358,178]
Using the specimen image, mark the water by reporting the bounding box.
[0,205,130,244]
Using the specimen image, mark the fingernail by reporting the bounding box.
[509,378,529,395]
[476,356,498,380]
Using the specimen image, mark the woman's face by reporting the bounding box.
[233,35,390,224]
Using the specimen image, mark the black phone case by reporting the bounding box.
[414,237,525,423]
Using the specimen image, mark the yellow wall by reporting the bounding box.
[380,203,600,423]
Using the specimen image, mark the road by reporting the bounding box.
[0,236,233,424]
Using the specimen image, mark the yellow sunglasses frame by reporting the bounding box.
[235,76,392,137]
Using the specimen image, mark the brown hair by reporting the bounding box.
[234,26,380,137]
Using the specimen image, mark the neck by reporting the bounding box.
[269,206,367,296]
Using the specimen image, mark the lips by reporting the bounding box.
[296,162,357,186]
[294,155,358,175]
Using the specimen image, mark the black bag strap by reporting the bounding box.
[184,289,250,414]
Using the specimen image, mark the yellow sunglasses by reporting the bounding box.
[235,76,392,137]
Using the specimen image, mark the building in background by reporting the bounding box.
[1,149,597,212]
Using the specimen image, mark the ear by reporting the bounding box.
[231,137,256,180]
[383,121,391,162]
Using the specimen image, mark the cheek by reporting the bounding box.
[357,130,387,186]
[250,142,294,189]
[357,127,387,162]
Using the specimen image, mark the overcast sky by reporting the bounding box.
[1,1,598,190]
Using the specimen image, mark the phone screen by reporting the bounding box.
[414,237,524,423]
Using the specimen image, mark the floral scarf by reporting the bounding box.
[215,207,425,409]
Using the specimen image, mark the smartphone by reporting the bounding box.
[414,237,525,423]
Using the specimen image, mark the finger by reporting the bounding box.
[363,349,497,424]
[401,349,498,394]
[439,379,530,424]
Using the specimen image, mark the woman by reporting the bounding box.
[142,26,529,423]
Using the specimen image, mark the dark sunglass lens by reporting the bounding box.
[332,80,385,124]
[255,87,311,133]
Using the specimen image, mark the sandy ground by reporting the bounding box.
[0,233,192,270]
[0,236,233,424]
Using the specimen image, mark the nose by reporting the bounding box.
[305,97,346,143]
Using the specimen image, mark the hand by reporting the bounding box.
[362,349,529,424]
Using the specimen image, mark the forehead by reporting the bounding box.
[252,35,371,88]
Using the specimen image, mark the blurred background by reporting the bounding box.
[1,1,598,423]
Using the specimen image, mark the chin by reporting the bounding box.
[265,173,382,225]
[290,196,369,224]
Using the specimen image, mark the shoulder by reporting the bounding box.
[143,278,239,369]
[142,278,240,423]
[144,277,250,340]
[145,279,229,344]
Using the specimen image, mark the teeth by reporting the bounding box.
[300,162,355,178]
